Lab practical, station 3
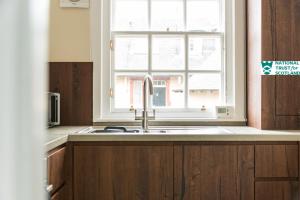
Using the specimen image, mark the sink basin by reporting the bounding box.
[146,127,232,134]
[79,126,232,134]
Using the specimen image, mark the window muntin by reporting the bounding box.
[110,0,225,116]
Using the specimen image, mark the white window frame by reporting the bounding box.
[91,0,246,122]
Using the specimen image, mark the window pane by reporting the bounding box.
[188,73,221,108]
[187,0,221,31]
[152,35,185,70]
[151,0,184,31]
[113,0,148,31]
[152,74,184,108]
[189,36,222,70]
[114,36,148,70]
[114,73,145,108]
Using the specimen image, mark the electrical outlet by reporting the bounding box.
[215,106,234,119]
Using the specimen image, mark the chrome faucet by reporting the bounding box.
[135,74,156,132]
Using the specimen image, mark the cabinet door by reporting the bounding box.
[48,146,66,194]
[276,76,300,116]
[255,181,299,200]
[74,145,173,200]
[174,145,254,200]
[255,144,298,178]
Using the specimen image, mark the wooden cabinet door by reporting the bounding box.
[48,146,66,195]
[255,144,298,178]
[74,145,173,200]
[174,145,254,200]
[276,76,300,116]
[255,181,299,200]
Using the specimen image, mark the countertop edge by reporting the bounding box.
[45,126,300,152]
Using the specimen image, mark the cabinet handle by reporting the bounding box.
[46,184,53,193]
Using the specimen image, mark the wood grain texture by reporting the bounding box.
[255,181,299,200]
[63,143,73,200]
[174,145,254,200]
[260,0,277,129]
[49,62,93,125]
[73,145,173,200]
[48,146,66,195]
[261,76,276,129]
[276,76,300,116]
[255,145,298,177]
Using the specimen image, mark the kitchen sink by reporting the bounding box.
[78,126,232,134]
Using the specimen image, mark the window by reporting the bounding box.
[92,0,246,121]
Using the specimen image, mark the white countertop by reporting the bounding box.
[45,126,300,151]
[45,126,87,151]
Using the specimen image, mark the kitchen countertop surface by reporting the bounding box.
[46,126,300,151]
[45,126,87,151]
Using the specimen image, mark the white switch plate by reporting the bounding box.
[215,106,234,119]
[60,0,89,8]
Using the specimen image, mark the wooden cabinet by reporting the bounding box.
[73,144,174,200]
[47,145,70,200]
[255,181,299,200]
[174,145,254,200]
[255,143,299,200]
[247,0,300,129]
[255,144,298,177]
[71,142,299,200]
[48,146,66,194]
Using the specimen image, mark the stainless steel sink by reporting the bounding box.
[145,127,232,134]
[78,126,232,134]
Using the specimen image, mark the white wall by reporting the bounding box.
[49,0,91,61]
[0,0,48,199]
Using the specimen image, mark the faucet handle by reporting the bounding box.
[148,109,156,120]
[134,109,143,120]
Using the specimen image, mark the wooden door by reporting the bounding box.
[73,144,173,200]
[174,145,254,200]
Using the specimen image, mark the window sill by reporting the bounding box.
[93,118,247,127]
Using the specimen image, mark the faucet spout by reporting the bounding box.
[134,74,156,132]
[144,74,153,95]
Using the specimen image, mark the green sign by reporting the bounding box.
[261,61,300,75]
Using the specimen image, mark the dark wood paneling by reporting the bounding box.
[276,76,300,116]
[49,62,93,125]
[73,145,173,200]
[276,116,300,129]
[174,145,254,200]
[48,146,66,194]
[255,145,298,177]
[255,181,299,200]
[261,76,276,129]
